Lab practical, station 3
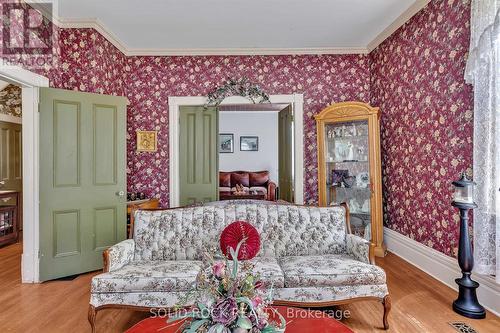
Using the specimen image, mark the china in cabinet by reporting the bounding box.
[315,102,386,257]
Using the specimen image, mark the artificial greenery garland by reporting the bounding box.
[205,78,271,109]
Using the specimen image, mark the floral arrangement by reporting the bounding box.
[204,78,271,109]
[168,222,285,333]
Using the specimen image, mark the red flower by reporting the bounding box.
[220,221,261,260]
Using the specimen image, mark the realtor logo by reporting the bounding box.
[2,2,53,55]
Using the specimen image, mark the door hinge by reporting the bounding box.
[38,250,41,258]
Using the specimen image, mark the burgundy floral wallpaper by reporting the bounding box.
[370,0,473,256]
[59,29,127,96]
[0,84,21,116]
[0,0,474,257]
[124,55,371,204]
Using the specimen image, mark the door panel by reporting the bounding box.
[0,127,9,180]
[93,105,117,185]
[53,101,80,187]
[0,121,23,229]
[53,209,80,258]
[39,87,128,281]
[93,207,117,251]
[278,106,294,202]
[13,128,21,179]
[179,106,218,206]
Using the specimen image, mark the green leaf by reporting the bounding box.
[237,316,253,329]
[214,323,225,333]
[185,319,209,333]
[261,326,275,333]
[167,311,196,322]
[197,303,211,318]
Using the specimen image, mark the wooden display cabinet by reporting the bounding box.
[315,102,386,257]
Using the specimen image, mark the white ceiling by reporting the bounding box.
[55,0,425,55]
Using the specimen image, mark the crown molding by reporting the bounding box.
[58,18,368,56]
[367,0,431,52]
[126,47,368,56]
[57,17,129,55]
[25,0,428,56]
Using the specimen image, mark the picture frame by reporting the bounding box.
[240,136,259,151]
[136,130,157,152]
[219,133,234,153]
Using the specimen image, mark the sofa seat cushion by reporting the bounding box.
[280,254,386,288]
[92,260,202,293]
[248,256,285,288]
[249,187,268,196]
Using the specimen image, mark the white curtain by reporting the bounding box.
[465,0,500,283]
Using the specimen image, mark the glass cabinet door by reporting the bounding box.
[324,120,371,240]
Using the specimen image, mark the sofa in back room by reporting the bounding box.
[219,170,277,201]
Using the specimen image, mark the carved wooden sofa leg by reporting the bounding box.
[382,295,391,330]
[88,304,97,333]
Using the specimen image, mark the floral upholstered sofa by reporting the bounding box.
[89,203,390,331]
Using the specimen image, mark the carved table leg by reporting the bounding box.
[88,304,97,333]
[382,295,391,330]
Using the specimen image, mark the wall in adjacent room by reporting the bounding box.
[219,111,279,184]
[370,0,473,257]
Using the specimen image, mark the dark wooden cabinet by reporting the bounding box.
[0,191,19,247]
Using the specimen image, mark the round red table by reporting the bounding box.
[125,306,354,333]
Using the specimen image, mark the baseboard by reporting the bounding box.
[384,227,500,316]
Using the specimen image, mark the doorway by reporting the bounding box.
[170,94,304,207]
[0,66,49,283]
[217,104,294,203]
[0,80,23,248]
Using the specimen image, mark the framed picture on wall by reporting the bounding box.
[240,136,259,151]
[136,130,158,152]
[219,133,234,153]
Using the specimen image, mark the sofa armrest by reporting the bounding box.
[346,234,375,265]
[103,239,135,272]
[267,181,277,201]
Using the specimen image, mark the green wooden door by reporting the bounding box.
[0,121,22,193]
[278,105,294,202]
[179,106,218,206]
[0,121,22,229]
[39,88,128,281]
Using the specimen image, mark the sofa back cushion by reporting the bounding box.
[249,171,269,187]
[219,172,231,187]
[230,172,249,187]
[133,204,347,261]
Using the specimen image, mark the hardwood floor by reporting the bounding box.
[1,242,499,333]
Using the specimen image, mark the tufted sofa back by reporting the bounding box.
[132,203,347,261]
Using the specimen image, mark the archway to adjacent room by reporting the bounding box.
[168,94,304,207]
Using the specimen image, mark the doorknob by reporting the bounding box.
[116,191,125,197]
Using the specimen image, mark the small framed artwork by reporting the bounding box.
[219,133,234,153]
[240,136,259,151]
[136,130,157,152]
